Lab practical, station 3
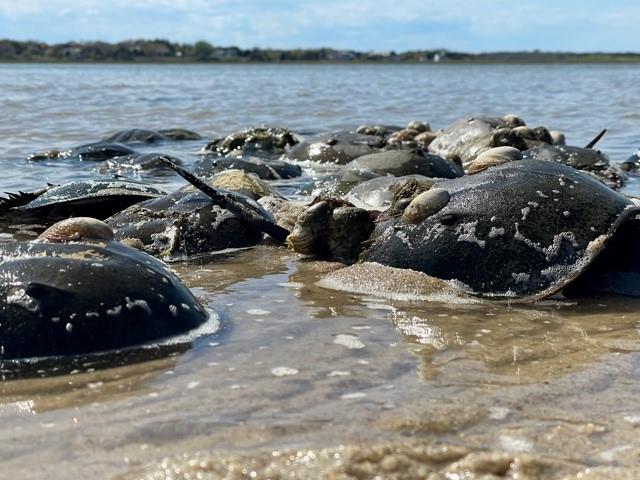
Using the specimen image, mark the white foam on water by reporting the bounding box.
[151,306,222,347]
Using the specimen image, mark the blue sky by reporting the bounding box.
[0,0,638,52]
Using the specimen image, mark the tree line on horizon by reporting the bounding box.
[1,39,639,63]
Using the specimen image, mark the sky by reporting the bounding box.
[0,0,639,53]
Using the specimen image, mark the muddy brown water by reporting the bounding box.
[2,63,640,479]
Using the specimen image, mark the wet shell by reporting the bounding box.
[467,146,523,174]
[38,217,114,243]
[209,169,275,200]
[550,130,566,145]
[406,120,430,133]
[364,159,640,300]
[402,188,450,224]
[0,240,208,359]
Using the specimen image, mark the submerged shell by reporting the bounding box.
[101,129,167,144]
[0,240,207,359]
[363,159,638,300]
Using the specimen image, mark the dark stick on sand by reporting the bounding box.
[158,156,290,243]
[584,129,607,149]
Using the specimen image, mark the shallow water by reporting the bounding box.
[1,63,640,479]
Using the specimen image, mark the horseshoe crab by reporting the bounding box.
[522,144,625,189]
[96,153,184,175]
[345,149,462,179]
[428,115,523,159]
[194,155,302,180]
[427,115,553,167]
[621,148,640,172]
[100,128,202,144]
[101,129,167,144]
[344,175,436,211]
[362,159,640,300]
[0,218,208,360]
[283,130,385,164]
[27,142,136,162]
[0,180,166,225]
[106,161,288,260]
[202,127,298,156]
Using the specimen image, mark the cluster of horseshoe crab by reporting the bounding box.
[2,116,640,370]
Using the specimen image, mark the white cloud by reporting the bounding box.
[0,0,638,51]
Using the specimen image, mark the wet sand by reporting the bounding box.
[2,246,640,479]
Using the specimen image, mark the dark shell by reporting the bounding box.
[363,159,638,300]
[620,148,640,172]
[96,153,184,174]
[12,180,166,221]
[283,131,385,164]
[101,129,167,144]
[0,241,207,359]
[522,144,610,170]
[194,155,302,180]
[27,142,136,162]
[203,127,297,155]
[106,187,273,260]
[356,125,402,136]
[345,149,463,179]
[158,128,202,141]
[522,145,625,190]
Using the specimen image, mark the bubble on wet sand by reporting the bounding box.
[340,392,367,400]
[247,308,271,316]
[333,334,366,349]
[271,366,299,377]
[277,282,304,289]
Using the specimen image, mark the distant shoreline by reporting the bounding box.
[3,59,640,65]
[2,39,640,64]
